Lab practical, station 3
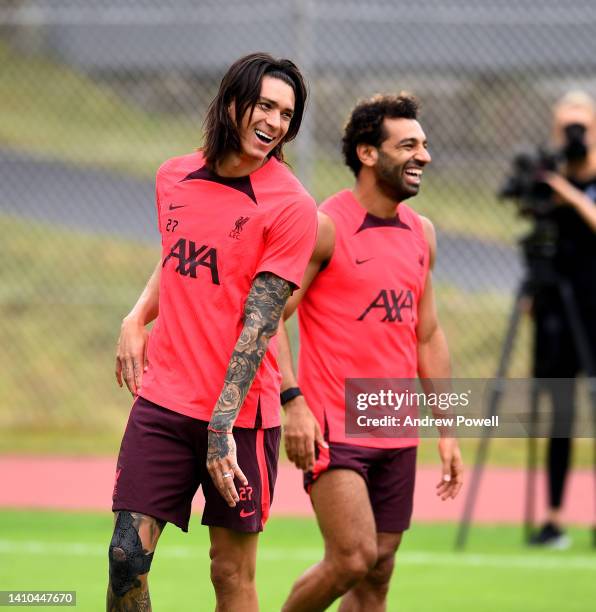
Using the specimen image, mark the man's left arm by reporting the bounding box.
[207,272,292,507]
[416,216,464,501]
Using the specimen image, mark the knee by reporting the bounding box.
[108,542,153,597]
[109,545,140,597]
[108,512,154,597]
[365,536,401,591]
[210,556,255,595]
[330,543,378,592]
[367,553,396,591]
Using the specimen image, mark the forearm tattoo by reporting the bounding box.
[207,273,291,460]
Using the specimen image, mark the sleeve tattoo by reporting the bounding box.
[207,272,291,460]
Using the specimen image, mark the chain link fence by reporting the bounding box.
[2,0,596,446]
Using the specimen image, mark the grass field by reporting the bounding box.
[1,510,594,611]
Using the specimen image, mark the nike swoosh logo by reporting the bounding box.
[169,203,186,210]
[239,509,256,518]
[355,257,374,265]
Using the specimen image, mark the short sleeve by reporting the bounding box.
[254,195,318,289]
[155,188,163,236]
[154,166,165,235]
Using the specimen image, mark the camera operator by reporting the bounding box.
[530,91,596,547]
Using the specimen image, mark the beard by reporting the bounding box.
[374,151,419,202]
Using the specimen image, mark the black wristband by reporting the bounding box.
[280,387,303,406]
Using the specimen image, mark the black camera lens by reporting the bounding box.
[563,123,588,162]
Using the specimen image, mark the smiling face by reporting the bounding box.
[373,117,432,201]
[236,75,296,164]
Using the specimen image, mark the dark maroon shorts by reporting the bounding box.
[112,396,280,533]
[304,442,417,533]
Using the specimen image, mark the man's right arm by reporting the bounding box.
[115,258,161,395]
[279,212,335,470]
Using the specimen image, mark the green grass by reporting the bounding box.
[1,510,594,611]
[416,436,593,469]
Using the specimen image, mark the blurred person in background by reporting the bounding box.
[108,52,317,611]
[277,94,463,612]
[529,91,596,547]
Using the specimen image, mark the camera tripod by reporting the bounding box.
[455,239,596,549]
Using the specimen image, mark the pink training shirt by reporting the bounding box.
[140,151,318,429]
[298,189,429,448]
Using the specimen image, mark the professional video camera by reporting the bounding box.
[498,146,559,266]
[498,123,588,218]
[498,123,589,267]
[498,148,558,217]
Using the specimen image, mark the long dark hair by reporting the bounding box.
[202,52,307,169]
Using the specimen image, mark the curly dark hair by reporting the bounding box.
[202,52,307,169]
[342,93,420,176]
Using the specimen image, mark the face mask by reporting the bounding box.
[563,123,588,163]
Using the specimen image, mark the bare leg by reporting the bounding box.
[106,511,165,611]
[209,527,259,612]
[338,532,403,612]
[282,470,378,612]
